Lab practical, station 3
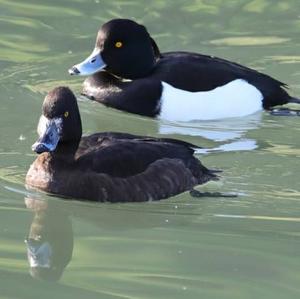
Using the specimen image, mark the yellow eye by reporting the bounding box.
[115,41,123,48]
[64,111,69,118]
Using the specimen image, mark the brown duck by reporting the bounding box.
[26,86,224,202]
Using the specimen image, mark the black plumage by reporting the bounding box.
[69,19,299,117]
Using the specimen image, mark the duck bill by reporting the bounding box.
[68,47,106,76]
[32,116,62,154]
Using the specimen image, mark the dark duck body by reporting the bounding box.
[26,87,218,202]
[69,19,300,120]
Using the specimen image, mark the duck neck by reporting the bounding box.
[49,140,80,162]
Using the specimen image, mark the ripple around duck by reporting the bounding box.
[1,1,300,297]
[0,0,82,17]
[209,36,290,46]
[0,15,53,29]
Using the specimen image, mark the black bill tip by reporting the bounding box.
[68,66,80,75]
[32,142,51,154]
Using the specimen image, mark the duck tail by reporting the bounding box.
[190,189,237,198]
[269,96,300,116]
[270,107,300,116]
[289,97,300,105]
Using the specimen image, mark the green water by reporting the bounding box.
[1,0,300,298]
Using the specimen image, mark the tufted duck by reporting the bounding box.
[25,86,227,202]
[69,19,300,120]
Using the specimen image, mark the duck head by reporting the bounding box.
[69,19,160,79]
[32,87,82,154]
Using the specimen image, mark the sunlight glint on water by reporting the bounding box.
[0,1,300,298]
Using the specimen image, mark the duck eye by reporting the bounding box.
[64,111,69,118]
[115,41,123,48]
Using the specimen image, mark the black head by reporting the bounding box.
[32,87,82,154]
[69,19,160,79]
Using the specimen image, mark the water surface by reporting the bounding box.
[1,1,300,298]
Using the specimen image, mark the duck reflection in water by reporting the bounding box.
[158,112,263,153]
[23,195,174,282]
[24,196,73,281]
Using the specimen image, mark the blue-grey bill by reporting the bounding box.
[32,116,62,153]
[68,47,106,76]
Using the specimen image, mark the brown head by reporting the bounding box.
[32,87,82,154]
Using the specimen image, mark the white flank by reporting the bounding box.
[159,79,263,121]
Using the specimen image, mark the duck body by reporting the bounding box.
[69,19,298,121]
[26,87,217,202]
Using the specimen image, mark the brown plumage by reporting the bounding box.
[26,87,218,202]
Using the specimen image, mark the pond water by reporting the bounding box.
[0,1,300,298]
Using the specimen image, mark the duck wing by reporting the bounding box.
[76,132,209,179]
[77,132,200,156]
[155,51,290,108]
